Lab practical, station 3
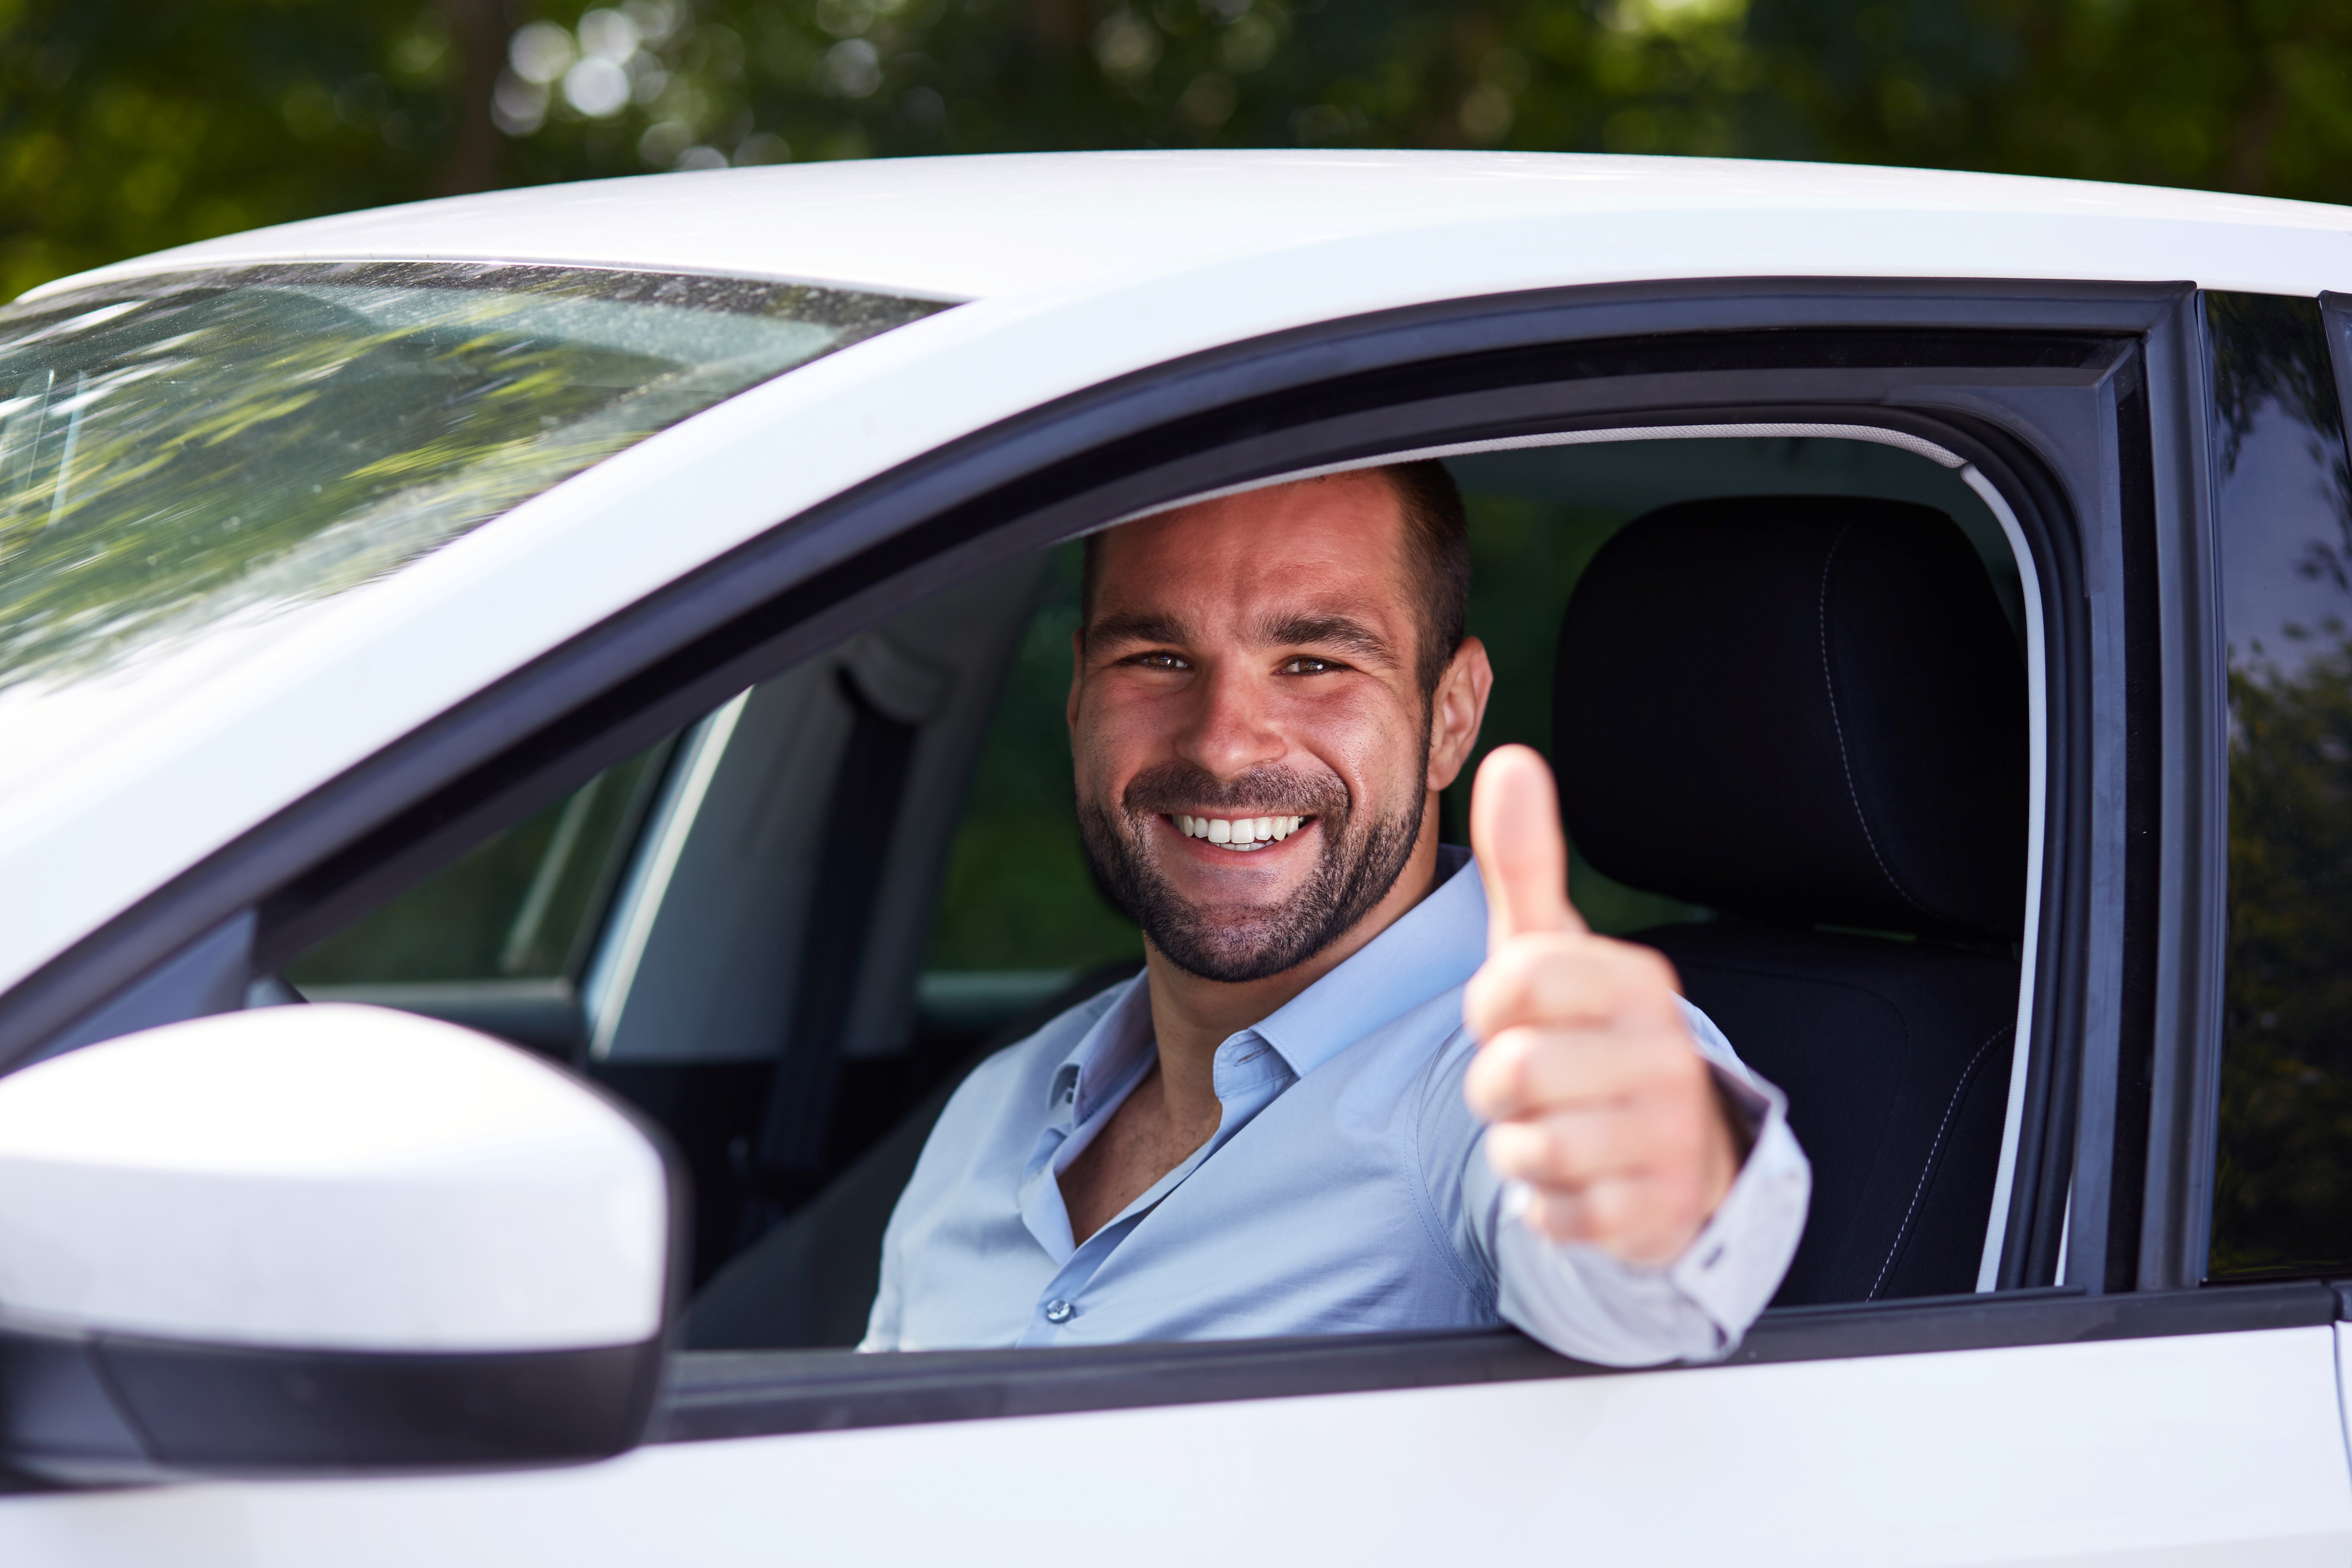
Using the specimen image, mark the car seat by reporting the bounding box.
[685,964,1142,1348]
[1554,495,2029,1304]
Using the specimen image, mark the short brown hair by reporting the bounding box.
[1081,459,1471,697]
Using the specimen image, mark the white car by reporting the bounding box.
[0,151,2348,1566]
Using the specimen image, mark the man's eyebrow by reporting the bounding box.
[1087,610,1191,648]
[1258,612,1399,666]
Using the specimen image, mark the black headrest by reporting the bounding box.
[1554,496,2028,940]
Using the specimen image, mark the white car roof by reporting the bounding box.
[3,150,2349,1003]
[33,149,2352,306]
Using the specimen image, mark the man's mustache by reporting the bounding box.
[1121,760,1349,821]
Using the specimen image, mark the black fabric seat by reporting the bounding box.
[1555,495,2029,1304]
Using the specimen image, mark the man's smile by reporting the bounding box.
[1166,812,1313,851]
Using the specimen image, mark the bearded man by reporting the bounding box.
[862,461,1810,1363]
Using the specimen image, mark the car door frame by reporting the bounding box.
[0,273,2296,1444]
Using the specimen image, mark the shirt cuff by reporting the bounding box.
[1660,1066,1810,1348]
[1489,1063,1810,1366]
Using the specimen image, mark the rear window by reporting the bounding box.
[0,262,945,696]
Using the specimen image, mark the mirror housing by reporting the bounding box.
[0,1005,678,1481]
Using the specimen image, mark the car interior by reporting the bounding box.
[267,432,2036,1349]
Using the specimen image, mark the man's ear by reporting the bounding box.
[1426,635,1494,792]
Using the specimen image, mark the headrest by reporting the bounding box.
[1554,496,2028,940]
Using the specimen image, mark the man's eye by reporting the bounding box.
[1281,656,1337,675]
[1135,650,1188,671]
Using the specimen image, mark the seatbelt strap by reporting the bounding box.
[754,664,921,1176]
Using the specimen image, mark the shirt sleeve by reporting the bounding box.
[859,1223,905,1352]
[1446,996,1811,1367]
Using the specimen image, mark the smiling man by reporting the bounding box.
[863,462,1810,1363]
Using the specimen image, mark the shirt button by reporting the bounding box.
[1043,1299,1075,1324]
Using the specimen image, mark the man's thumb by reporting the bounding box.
[1470,744,1587,949]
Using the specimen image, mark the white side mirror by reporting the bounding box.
[0,1004,677,1481]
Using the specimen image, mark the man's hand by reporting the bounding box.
[1463,745,1741,1267]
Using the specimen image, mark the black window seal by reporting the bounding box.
[2133,290,2231,1290]
[0,277,2182,1348]
[654,1280,2335,1446]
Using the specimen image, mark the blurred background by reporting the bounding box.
[3,0,2349,302]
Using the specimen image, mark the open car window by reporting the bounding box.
[273,430,2038,1345]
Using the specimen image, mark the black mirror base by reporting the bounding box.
[0,1318,661,1482]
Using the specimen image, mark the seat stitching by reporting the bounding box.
[1867,1023,2012,1301]
[1818,524,1931,917]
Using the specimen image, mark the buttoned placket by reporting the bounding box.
[1013,1020,1300,1344]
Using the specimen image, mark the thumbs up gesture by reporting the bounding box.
[1463,746,1741,1266]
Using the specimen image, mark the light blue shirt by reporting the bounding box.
[864,848,1811,1365]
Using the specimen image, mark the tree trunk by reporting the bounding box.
[432,0,507,196]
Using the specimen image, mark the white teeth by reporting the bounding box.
[1177,813,1308,844]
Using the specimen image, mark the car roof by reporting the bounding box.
[30,149,2352,306]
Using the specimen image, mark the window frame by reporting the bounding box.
[0,276,2246,1436]
[653,1281,2338,1445]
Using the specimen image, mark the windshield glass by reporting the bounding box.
[0,263,946,695]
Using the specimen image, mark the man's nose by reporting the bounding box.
[1175,658,1285,778]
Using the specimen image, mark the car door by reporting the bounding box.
[4,272,2351,1567]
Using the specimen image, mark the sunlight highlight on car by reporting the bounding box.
[0,262,946,696]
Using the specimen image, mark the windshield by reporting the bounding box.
[0,263,946,695]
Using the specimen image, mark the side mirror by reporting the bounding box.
[0,1005,678,1482]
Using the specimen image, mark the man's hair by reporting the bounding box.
[1080,459,1471,698]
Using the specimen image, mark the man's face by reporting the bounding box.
[1069,474,1440,983]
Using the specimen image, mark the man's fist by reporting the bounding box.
[1462,745,1741,1267]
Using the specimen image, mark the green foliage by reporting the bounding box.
[1,1,2348,306]
[924,542,1143,971]
[1749,0,2352,205]
[0,0,493,301]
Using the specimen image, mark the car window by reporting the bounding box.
[274,431,2037,1343]
[0,264,943,705]
[2205,291,2352,1280]
[291,742,674,989]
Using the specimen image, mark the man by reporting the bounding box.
[863,461,1810,1363]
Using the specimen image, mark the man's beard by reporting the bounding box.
[1078,755,1427,984]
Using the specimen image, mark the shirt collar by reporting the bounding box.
[1253,844,1485,1081]
[1041,845,1488,1113]
[1044,973,1155,1125]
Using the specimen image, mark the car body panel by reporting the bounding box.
[0,1327,2343,1566]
